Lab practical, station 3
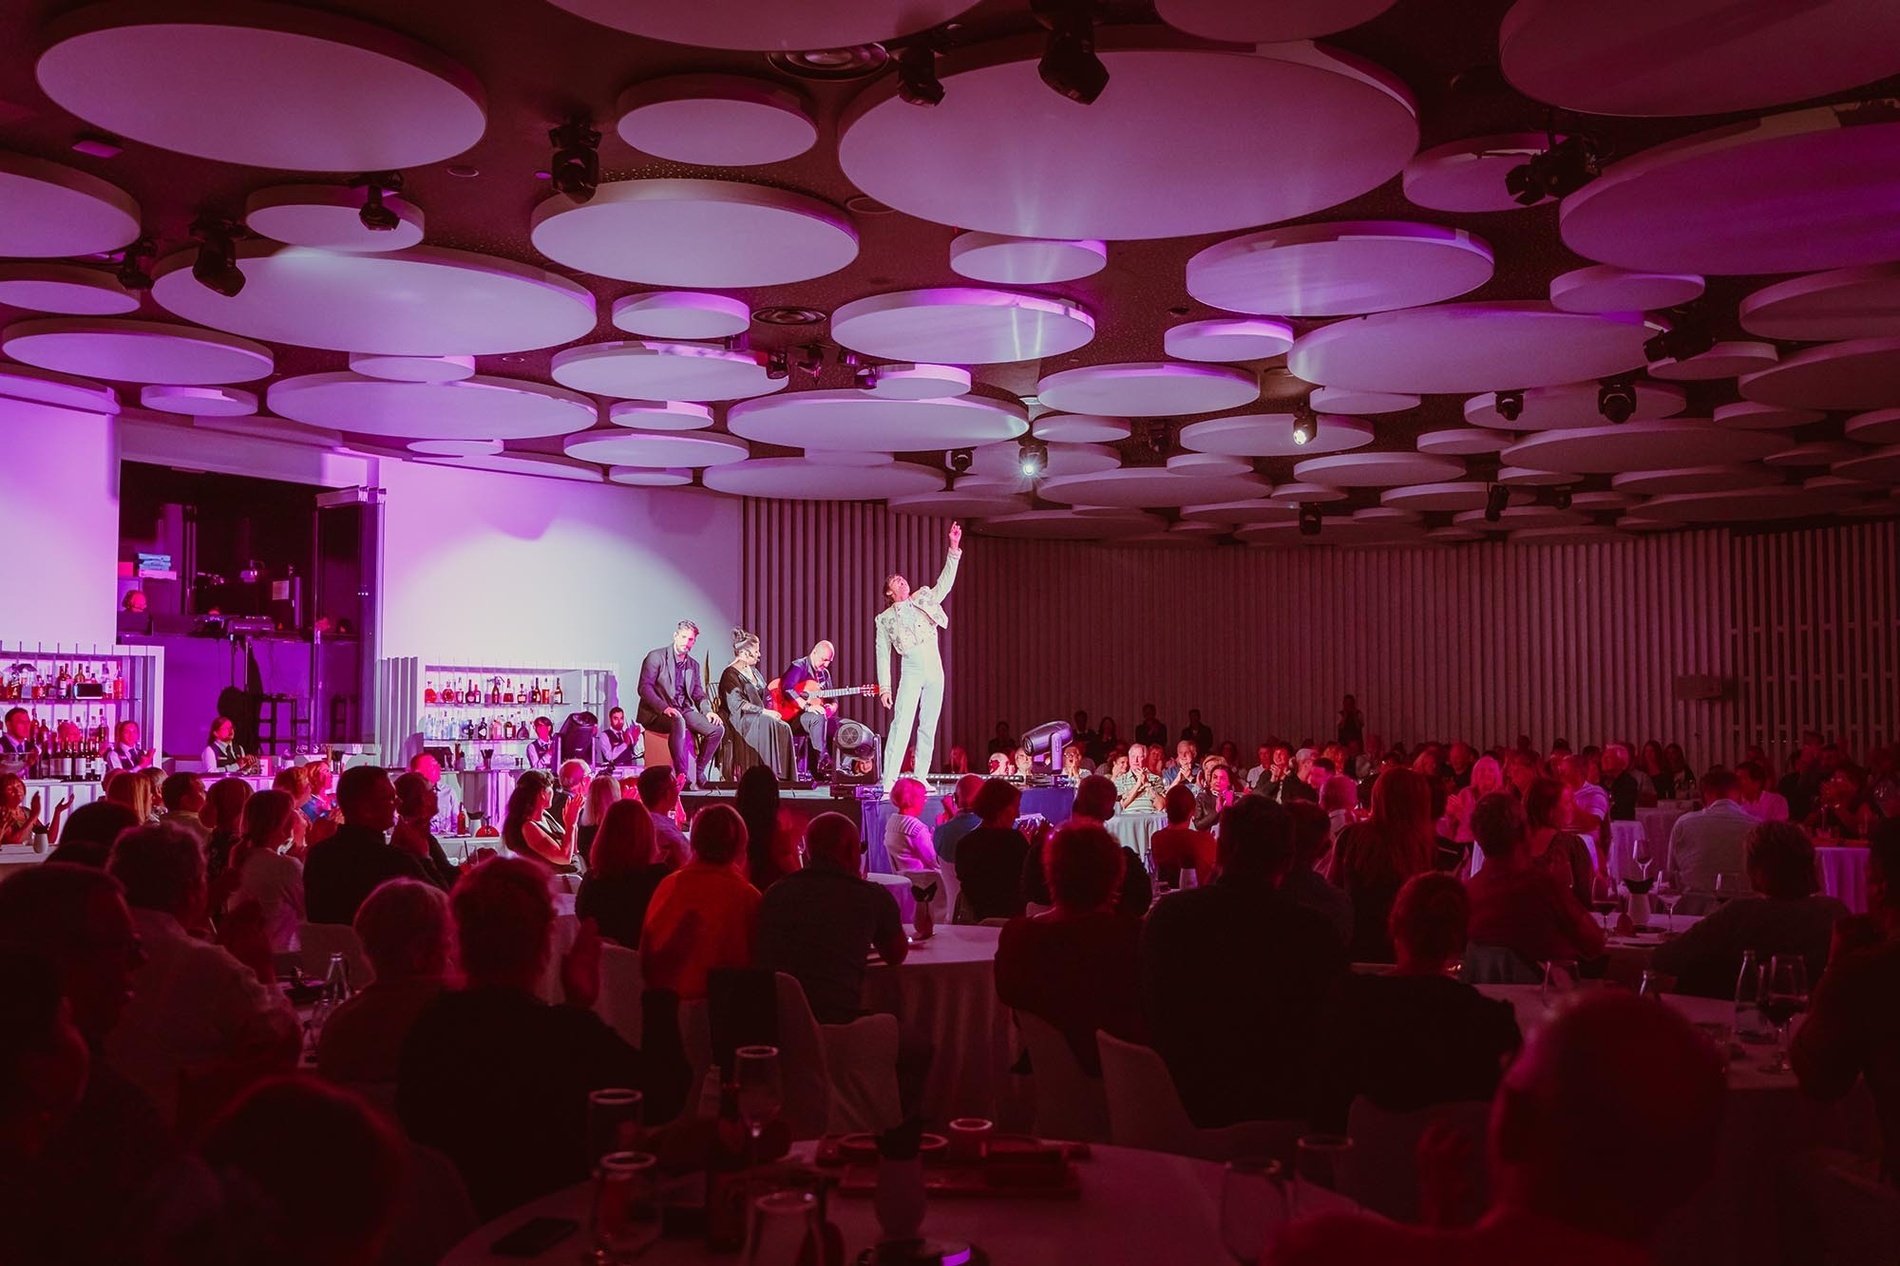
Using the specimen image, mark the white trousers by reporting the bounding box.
[884,649,944,788]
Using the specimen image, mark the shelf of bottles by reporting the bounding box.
[375,657,616,766]
[0,642,165,783]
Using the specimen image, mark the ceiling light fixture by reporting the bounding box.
[1484,481,1510,522]
[1643,304,1716,365]
[1298,504,1322,537]
[1551,486,1574,511]
[115,235,155,291]
[752,305,826,326]
[548,119,601,203]
[351,171,404,231]
[764,350,790,380]
[895,42,944,107]
[1033,0,1108,105]
[1291,399,1318,446]
[1504,132,1601,206]
[766,44,890,81]
[792,344,826,379]
[1596,374,1637,424]
[946,447,974,475]
[188,216,246,298]
[1018,438,1049,480]
[1495,389,1525,422]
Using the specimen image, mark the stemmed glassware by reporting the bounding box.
[735,1045,784,1162]
[1590,869,1621,934]
[1761,956,1810,1074]
[1220,1159,1290,1262]
[1654,878,1682,935]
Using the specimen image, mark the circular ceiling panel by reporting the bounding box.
[1293,451,1466,488]
[838,30,1416,241]
[606,467,694,487]
[611,292,751,341]
[1715,400,1824,431]
[1310,386,1419,415]
[969,440,1115,480]
[1559,106,1900,275]
[1464,379,1686,430]
[541,0,978,50]
[138,384,255,417]
[1740,265,1900,342]
[703,458,945,500]
[415,451,603,482]
[1179,412,1373,458]
[1164,319,1295,364]
[1036,361,1258,417]
[3,317,270,384]
[1178,500,1297,525]
[243,185,423,252]
[1382,481,1528,512]
[802,450,893,467]
[1167,452,1251,475]
[563,430,748,467]
[551,340,784,403]
[1267,481,1350,505]
[1188,221,1494,317]
[615,75,815,166]
[0,263,136,316]
[151,243,594,356]
[1649,340,1777,381]
[1497,465,1577,487]
[887,484,1032,518]
[831,289,1094,365]
[1416,427,1510,456]
[1038,467,1268,508]
[0,151,139,258]
[1845,409,1900,444]
[948,233,1107,285]
[727,390,1026,451]
[1739,338,1900,411]
[530,179,858,287]
[1641,485,1843,522]
[409,438,503,457]
[1618,515,1675,533]
[1451,505,1589,532]
[1401,132,1553,213]
[0,362,119,413]
[1765,440,1860,468]
[1500,0,1900,117]
[1570,490,1637,510]
[606,401,714,431]
[1609,465,1777,495]
[1501,420,1788,473]
[1290,303,1658,394]
[1833,445,1900,483]
[1548,265,1704,314]
[1508,525,1621,546]
[267,372,596,440]
[862,363,972,400]
[1032,413,1130,443]
[1155,0,1397,41]
[36,2,486,169]
[347,352,473,383]
[976,508,1165,540]
[1428,526,1486,543]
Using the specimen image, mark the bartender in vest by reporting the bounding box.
[593,706,642,771]
[0,708,38,775]
[201,715,244,772]
[106,720,155,772]
[527,716,557,770]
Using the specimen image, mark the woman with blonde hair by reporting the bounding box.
[226,789,305,953]
[573,773,620,871]
[1439,755,1503,848]
[104,766,156,826]
[1330,767,1442,962]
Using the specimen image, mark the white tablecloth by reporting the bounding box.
[1815,845,1869,913]
[1107,811,1166,861]
[862,924,1018,1128]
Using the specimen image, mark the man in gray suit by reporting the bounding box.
[637,620,723,790]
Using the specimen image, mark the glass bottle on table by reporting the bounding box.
[1733,949,1768,1045]
[1761,956,1810,1074]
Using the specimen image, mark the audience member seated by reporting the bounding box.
[159,772,208,843]
[955,777,1033,921]
[1283,801,1354,947]
[226,789,306,954]
[1319,773,1361,841]
[305,767,432,926]
[317,878,452,1086]
[1114,742,1167,813]
[1150,784,1217,888]
[1808,763,1880,840]
[1735,758,1790,823]
[1330,768,1441,962]
[1793,818,1900,1183]
[736,766,800,892]
[1193,761,1238,830]
[391,771,458,888]
[576,799,674,948]
[1598,742,1643,821]
[1309,872,1521,1132]
[104,765,158,826]
[1524,777,1596,909]
[640,804,761,1000]
[1667,767,1757,902]
[501,769,576,872]
[996,823,1147,1076]
[1270,992,1726,1266]
[1465,794,1605,970]
[399,856,691,1218]
[44,799,138,867]
[637,766,690,868]
[200,775,252,881]
[103,824,300,1125]
[1142,797,1347,1127]
[758,812,908,1025]
[935,773,985,866]
[882,777,942,872]
[0,949,92,1264]
[1020,774,1153,917]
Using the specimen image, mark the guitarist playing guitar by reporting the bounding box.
[772,640,868,783]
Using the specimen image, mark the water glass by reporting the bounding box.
[1637,970,1667,1002]
[587,1088,644,1168]
[947,1116,993,1164]
[1541,959,1580,1011]
[1762,956,1810,1074]
[591,1151,660,1265]
[1220,1159,1289,1264]
[745,1189,819,1266]
[1293,1134,1353,1214]
[735,1046,784,1147]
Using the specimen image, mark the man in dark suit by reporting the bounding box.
[304,766,437,925]
[780,639,840,782]
[637,621,723,790]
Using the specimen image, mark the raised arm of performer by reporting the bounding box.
[875,523,962,791]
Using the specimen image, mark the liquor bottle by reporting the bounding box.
[56,663,71,698]
[455,805,468,835]
[553,678,565,706]
[502,678,514,704]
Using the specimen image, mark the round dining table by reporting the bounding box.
[862,924,1023,1129]
[1814,843,1869,913]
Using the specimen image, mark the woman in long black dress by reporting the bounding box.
[719,629,794,780]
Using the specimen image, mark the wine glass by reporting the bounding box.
[1654,878,1682,935]
[591,1151,661,1265]
[1630,837,1654,883]
[1590,869,1621,934]
[1762,956,1810,1074]
[1293,1135,1353,1215]
[587,1088,644,1168]
[1541,959,1579,1012]
[1713,872,1734,907]
[1220,1159,1289,1263]
[734,1045,783,1158]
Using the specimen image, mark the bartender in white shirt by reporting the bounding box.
[106,720,155,772]
[593,706,642,771]
[201,715,244,772]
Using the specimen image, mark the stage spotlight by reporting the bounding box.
[353,171,403,232]
[115,236,154,291]
[1020,720,1073,777]
[189,217,245,298]
[946,447,974,475]
[1644,307,1716,365]
[1291,400,1318,447]
[764,350,790,380]
[896,42,944,107]
[1495,389,1525,422]
[1597,375,1637,424]
[1034,0,1108,105]
[1504,134,1601,205]
[548,119,601,203]
[1018,438,1049,479]
[1484,481,1510,523]
[1551,486,1574,511]
[792,344,825,379]
[1298,504,1322,537]
[1143,418,1172,456]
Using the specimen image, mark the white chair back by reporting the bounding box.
[819,1014,902,1134]
[1015,1011,1109,1142]
[1096,1031,1302,1162]
[1344,1097,1492,1223]
[771,973,838,1140]
[594,942,645,1047]
[298,922,374,988]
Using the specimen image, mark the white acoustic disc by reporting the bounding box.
[727,390,1026,451]
[832,289,1094,365]
[243,185,424,252]
[1038,466,1268,508]
[0,263,137,315]
[1167,452,1252,475]
[1293,451,1465,488]
[1549,265,1704,314]
[1569,490,1636,510]
[1178,500,1297,525]
[1559,106,1900,275]
[1164,319,1295,363]
[1291,303,1657,394]
[541,0,979,51]
[1715,401,1824,431]
[1841,491,1900,518]
[1452,505,1588,532]
[1497,465,1577,487]
[616,76,815,166]
[409,438,503,457]
[861,363,973,401]
[1382,481,1528,512]
[975,508,1165,540]
[1179,412,1373,458]
[1765,441,1861,468]
[1649,340,1777,381]
[1500,0,1900,118]
[139,384,256,417]
[551,341,784,403]
[1501,421,1788,473]
[838,30,1416,241]
[531,179,857,287]
[1247,507,1424,546]
[1037,362,1258,417]
[348,353,474,383]
[1266,481,1350,505]
[1740,265,1900,342]
[420,451,604,482]
[36,2,486,170]
[194,416,339,447]
[1833,445,1900,483]
[1845,409,1900,445]
[948,234,1107,285]
[969,440,1116,480]
[803,450,893,467]
[887,485,1032,518]
[1465,380,1686,431]
[152,243,594,356]
[3,317,271,384]
[1155,0,1396,41]
[0,361,119,413]
[267,372,597,440]
[606,401,715,432]
[563,430,747,467]
[1402,133,1555,213]
[1610,466,1777,495]
[1310,386,1418,415]
[1188,221,1493,317]
[1739,338,1900,411]
[1416,428,1510,456]
[611,292,751,340]
[607,467,694,487]
[1032,413,1131,443]
[0,151,140,259]
[1428,526,1486,543]
[1618,515,1675,533]
[703,458,944,501]
[1641,485,1843,522]
[1508,525,1620,546]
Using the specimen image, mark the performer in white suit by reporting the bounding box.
[875,522,963,791]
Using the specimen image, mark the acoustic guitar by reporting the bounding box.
[767,677,876,722]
